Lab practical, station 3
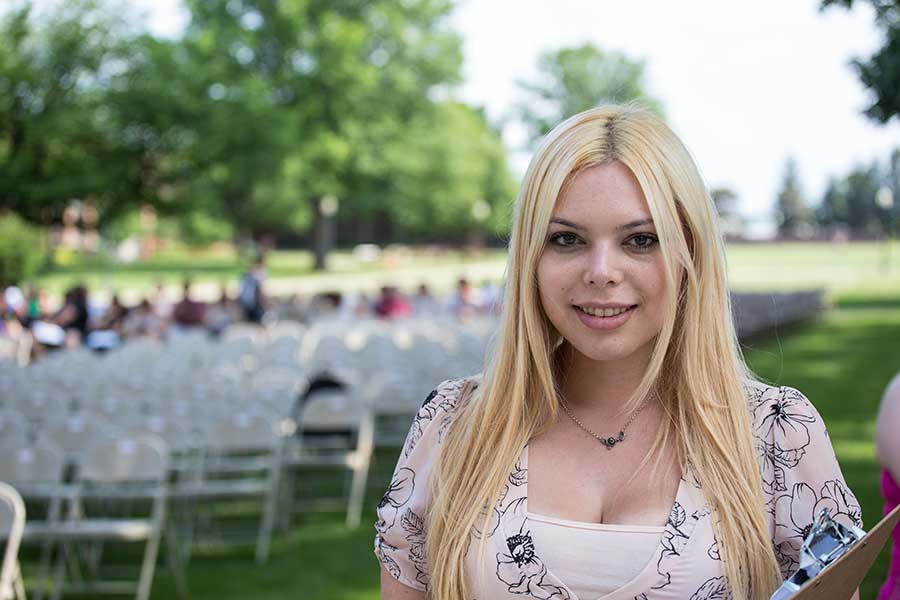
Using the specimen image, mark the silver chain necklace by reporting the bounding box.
[559,395,652,450]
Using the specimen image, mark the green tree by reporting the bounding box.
[178,0,465,268]
[821,0,900,123]
[0,1,200,229]
[0,212,44,286]
[382,102,516,243]
[775,158,812,237]
[515,43,664,146]
[845,163,885,234]
[710,187,740,219]
[816,177,850,227]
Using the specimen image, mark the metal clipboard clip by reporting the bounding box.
[770,507,867,599]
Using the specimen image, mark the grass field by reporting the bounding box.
[19,241,900,599]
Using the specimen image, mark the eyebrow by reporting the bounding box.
[549,217,655,231]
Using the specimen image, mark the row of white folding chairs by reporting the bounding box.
[0,434,170,600]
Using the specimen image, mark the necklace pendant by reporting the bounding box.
[601,431,626,450]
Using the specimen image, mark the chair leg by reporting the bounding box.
[256,468,282,565]
[165,521,191,600]
[13,563,27,600]
[50,542,68,600]
[136,529,163,600]
[346,462,368,529]
[34,535,56,600]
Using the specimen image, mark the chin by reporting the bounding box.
[564,336,656,366]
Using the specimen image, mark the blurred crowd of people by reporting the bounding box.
[0,271,501,363]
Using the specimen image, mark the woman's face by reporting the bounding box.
[536,161,668,367]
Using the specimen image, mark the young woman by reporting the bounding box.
[375,105,861,600]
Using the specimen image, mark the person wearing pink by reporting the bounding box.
[877,373,900,600]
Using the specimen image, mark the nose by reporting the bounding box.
[583,243,624,287]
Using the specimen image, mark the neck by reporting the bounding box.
[558,342,655,419]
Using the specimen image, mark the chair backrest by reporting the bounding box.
[0,482,26,599]
[128,416,196,454]
[206,412,278,453]
[0,439,66,486]
[79,434,168,484]
[300,387,364,431]
[44,413,114,457]
[0,410,30,447]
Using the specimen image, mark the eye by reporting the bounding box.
[548,232,582,247]
[626,233,658,251]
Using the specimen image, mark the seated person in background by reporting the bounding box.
[374,286,412,320]
[446,277,479,319]
[877,373,900,600]
[412,283,440,315]
[206,285,238,336]
[123,299,167,340]
[96,294,129,333]
[172,280,206,329]
[52,285,90,345]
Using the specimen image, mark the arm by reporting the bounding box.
[875,374,900,481]
[380,566,428,600]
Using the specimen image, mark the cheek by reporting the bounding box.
[537,256,574,303]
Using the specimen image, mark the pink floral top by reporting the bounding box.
[374,377,862,599]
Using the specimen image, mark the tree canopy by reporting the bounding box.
[821,0,900,124]
[515,43,663,147]
[0,0,517,261]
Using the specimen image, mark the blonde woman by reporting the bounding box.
[375,105,861,600]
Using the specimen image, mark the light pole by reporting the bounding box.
[876,186,895,272]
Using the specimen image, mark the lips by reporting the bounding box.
[575,304,638,317]
[573,304,637,331]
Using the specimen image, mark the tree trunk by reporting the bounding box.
[311,196,336,271]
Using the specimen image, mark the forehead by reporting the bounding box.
[553,161,650,221]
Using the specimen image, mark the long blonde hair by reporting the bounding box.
[426,105,781,600]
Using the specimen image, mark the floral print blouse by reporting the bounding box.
[374,377,862,599]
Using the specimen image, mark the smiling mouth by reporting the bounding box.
[575,305,638,317]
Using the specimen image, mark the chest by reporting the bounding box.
[526,419,681,526]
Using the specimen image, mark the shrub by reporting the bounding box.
[0,213,45,287]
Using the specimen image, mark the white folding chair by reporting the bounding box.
[283,382,374,528]
[174,411,286,564]
[27,435,169,600]
[0,482,26,600]
[0,439,67,600]
[366,373,431,448]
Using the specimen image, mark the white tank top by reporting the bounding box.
[526,511,664,599]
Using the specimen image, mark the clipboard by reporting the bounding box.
[780,503,900,599]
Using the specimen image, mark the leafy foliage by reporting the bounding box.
[775,158,812,236]
[821,0,900,123]
[0,212,44,286]
[515,43,664,146]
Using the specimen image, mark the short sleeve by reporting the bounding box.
[373,378,472,592]
[752,385,863,579]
